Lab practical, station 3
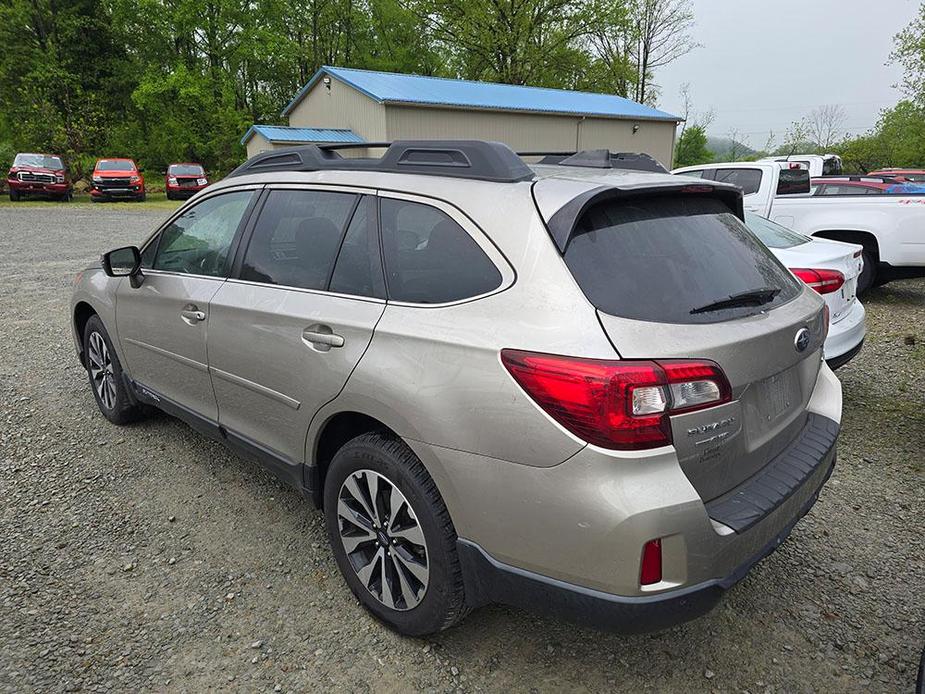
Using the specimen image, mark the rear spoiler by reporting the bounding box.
[544,182,744,253]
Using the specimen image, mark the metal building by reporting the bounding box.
[242,66,681,166]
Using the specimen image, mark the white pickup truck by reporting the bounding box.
[672,160,925,292]
[759,154,842,177]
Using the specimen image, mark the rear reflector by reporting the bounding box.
[500,351,732,450]
[791,267,845,295]
[640,539,663,585]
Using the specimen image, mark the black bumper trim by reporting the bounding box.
[457,453,835,633]
[705,413,838,533]
[826,338,864,370]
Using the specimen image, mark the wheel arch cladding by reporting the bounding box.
[73,301,98,366]
[312,411,398,507]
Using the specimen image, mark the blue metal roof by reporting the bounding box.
[283,66,680,122]
[241,124,365,146]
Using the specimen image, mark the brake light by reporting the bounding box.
[790,268,845,295]
[640,539,663,585]
[500,350,732,450]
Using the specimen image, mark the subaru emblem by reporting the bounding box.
[794,328,810,353]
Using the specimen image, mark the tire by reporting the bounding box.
[90,195,101,203]
[9,189,20,202]
[138,193,146,202]
[324,432,468,636]
[83,315,145,425]
[857,250,877,294]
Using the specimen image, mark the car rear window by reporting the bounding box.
[712,168,762,195]
[564,195,802,324]
[744,212,810,249]
[777,168,811,195]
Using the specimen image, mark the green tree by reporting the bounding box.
[674,124,711,166]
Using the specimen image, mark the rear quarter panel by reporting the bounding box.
[310,183,617,469]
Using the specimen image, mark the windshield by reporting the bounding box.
[96,160,136,172]
[169,164,204,176]
[14,154,64,169]
[744,212,811,249]
[564,195,801,324]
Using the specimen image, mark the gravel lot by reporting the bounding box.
[1,205,923,693]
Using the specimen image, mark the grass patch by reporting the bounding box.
[0,192,182,211]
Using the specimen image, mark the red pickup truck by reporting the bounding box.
[7,153,72,201]
[90,158,146,202]
[164,162,208,200]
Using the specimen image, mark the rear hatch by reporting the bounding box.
[534,177,827,502]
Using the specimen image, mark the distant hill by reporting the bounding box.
[706,135,757,161]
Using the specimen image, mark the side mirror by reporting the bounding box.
[137,167,145,173]
[101,246,144,287]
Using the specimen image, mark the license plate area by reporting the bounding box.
[754,369,799,422]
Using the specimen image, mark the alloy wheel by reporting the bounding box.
[87,331,116,410]
[336,469,429,611]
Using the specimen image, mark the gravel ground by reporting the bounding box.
[1,205,923,693]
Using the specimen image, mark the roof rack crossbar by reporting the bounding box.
[227,140,535,183]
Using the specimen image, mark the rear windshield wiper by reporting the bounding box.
[690,287,781,315]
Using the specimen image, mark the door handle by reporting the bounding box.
[302,325,345,351]
[180,304,206,325]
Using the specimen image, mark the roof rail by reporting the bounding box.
[519,150,669,174]
[226,140,535,183]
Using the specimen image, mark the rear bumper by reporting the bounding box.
[458,418,838,633]
[824,300,865,366]
[459,449,835,633]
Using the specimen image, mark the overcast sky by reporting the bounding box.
[656,0,921,148]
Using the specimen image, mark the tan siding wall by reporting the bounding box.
[245,132,273,159]
[384,105,677,167]
[287,79,387,141]
[577,119,677,168]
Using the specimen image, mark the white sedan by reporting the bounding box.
[745,212,866,369]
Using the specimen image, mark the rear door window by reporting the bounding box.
[564,196,801,324]
[713,168,762,195]
[379,198,502,303]
[240,189,357,290]
[329,196,386,299]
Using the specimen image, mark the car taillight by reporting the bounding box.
[500,350,732,450]
[790,268,845,295]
